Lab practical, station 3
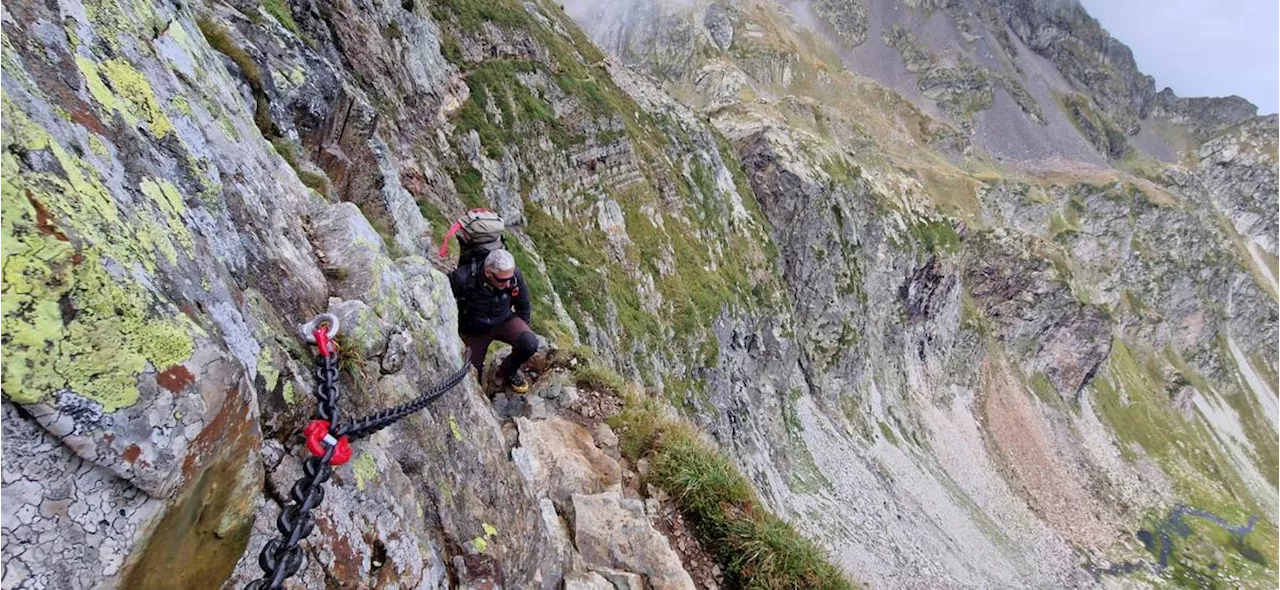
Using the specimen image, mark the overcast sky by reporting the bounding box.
[1078,0,1279,114]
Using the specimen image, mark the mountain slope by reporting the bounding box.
[0,0,1275,588]
[570,0,1264,165]
[563,0,1278,586]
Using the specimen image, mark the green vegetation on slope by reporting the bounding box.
[197,17,275,139]
[261,0,300,36]
[429,0,781,392]
[604,381,856,589]
[1092,340,1278,584]
[1056,92,1129,160]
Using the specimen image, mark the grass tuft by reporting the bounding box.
[572,363,626,394]
[198,17,276,139]
[608,391,858,589]
[262,0,301,36]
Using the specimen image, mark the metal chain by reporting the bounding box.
[340,356,469,441]
[246,315,470,590]
[246,352,340,590]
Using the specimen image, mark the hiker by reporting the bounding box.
[440,210,536,394]
[449,249,536,393]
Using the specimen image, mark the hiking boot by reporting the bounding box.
[506,372,530,394]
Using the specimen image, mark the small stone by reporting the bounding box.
[591,567,644,590]
[538,382,563,401]
[529,396,558,420]
[593,423,618,449]
[493,393,529,420]
[556,386,580,410]
[380,331,413,374]
[501,421,520,449]
[563,571,613,590]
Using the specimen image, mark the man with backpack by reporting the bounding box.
[441,210,537,394]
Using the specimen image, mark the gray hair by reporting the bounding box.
[483,249,516,273]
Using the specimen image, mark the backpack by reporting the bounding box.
[438,208,506,265]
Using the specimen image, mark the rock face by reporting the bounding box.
[810,0,869,48]
[566,0,1279,587]
[572,492,697,590]
[512,417,622,512]
[1,0,1276,588]
[0,0,737,586]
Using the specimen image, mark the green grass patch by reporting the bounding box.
[572,363,627,394]
[1027,372,1067,410]
[522,206,611,321]
[877,421,899,446]
[270,137,330,196]
[439,33,464,65]
[262,0,300,35]
[450,164,485,208]
[1091,340,1279,583]
[452,59,572,159]
[417,198,450,246]
[907,218,960,254]
[197,17,276,138]
[428,0,530,31]
[608,393,856,589]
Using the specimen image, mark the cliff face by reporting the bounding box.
[569,0,1277,586]
[1,0,1276,589]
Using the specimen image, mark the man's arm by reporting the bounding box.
[513,272,532,323]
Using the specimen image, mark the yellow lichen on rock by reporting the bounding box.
[352,453,379,491]
[76,55,176,138]
[138,177,195,261]
[1,176,196,411]
[1,99,198,412]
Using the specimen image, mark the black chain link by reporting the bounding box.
[247,343,470,589]
[247,353,341,590]
[340,356,470,440]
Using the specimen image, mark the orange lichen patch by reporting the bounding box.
[28,192,69,241]
[122,444,142,463]
[180,384,255,481]
[66,102,108,136]
[317,514,364,581]
[156,364,195,393]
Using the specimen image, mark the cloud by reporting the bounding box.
[1078,0,1279,114]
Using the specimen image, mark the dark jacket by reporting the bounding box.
[448,259,531,334]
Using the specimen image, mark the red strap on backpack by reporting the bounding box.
[439,209,501,258]
[438,220,462,258]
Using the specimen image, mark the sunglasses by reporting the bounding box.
[487,272,516,286]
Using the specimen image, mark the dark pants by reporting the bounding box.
[462,317,538,380]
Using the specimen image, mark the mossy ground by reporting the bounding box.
[196,17,275,138]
